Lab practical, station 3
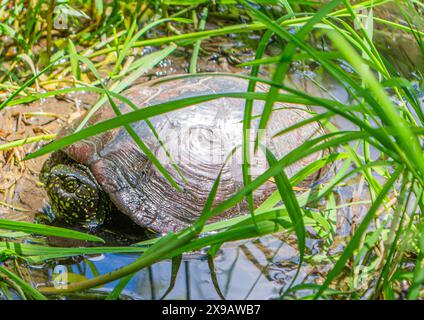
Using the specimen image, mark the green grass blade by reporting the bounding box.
[159,254,182,300]
[189,7,208,74]
[0,219,104,243]
[264,147,305,290]
[0,266,47,300]
[241,0,341,150]
[314,165,403,299]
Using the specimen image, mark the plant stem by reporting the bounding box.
[190,7,208,74]
[46,0,55,61]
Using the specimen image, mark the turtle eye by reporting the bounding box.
[63,176,80,193]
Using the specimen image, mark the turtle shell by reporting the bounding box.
[60,75,326,233]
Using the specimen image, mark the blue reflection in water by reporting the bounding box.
[37,234,316,300]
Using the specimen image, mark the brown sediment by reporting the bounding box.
[0,94,94,222]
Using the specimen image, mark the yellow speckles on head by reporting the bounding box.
[44,169,109,228]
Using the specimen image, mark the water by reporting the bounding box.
[25,233,319,300]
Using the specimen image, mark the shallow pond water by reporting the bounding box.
[24,234,322,300]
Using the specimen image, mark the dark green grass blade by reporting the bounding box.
[240,11,290,232]
[105,273,133,300]
[206,131,381,219]
[207,256,226,300]
[1,242,147,264]
[159,255,183,300]
[0,219,104,243]
[264,147,305,290]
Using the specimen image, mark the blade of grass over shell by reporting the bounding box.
[135,151,343,245]
[25,75,399,166]
[0,219,104,243]
[156,72,362,119]
[23,91,333,160]
[139,142,388,250]
[74,54,182,190]
[31,130,390,244]
[75,44,177,131]
[205,131,385,219]
[156,68,411,163]
[240,13,291,233]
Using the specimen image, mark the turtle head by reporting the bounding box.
[43,163,111,228]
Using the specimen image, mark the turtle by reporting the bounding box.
[40,75,328,234]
